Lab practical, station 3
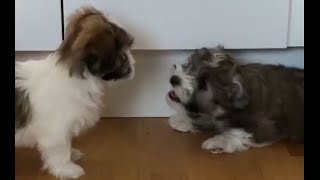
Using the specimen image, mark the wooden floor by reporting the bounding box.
[16,118,304,180]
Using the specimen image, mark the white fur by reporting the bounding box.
[202,128,270,154]
[15,53,104,178]
[232,74,244,98]
[208,52,228,67]
[212,106,225,117]
[165,94,184,113]
[168,113,195,133]
[165,91,195,132]
[126,50,136,80]
[171,64,196,103]
[15,50,137,179]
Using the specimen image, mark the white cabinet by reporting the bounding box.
[63,0,291,49]
[288,0,304,46]
[15,0,303,51]
[15,0,62,51]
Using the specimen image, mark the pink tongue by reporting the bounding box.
[169,91,181,102]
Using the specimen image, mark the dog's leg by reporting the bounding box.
[71,148,84,161]
[37,133,85,179]
[169,113,195,132]
[202,128,270,154]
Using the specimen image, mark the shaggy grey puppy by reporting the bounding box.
[166,47,304,153]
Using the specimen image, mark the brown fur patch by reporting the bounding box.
[57,6,133,77]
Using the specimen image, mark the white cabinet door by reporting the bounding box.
[15,0,62,51]
[63,0,290,49]
[288,0,304,46]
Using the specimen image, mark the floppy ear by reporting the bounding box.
[57,6,121,78]
[56,32,84,77]
[56,7,95,78]
[227,67,249,109]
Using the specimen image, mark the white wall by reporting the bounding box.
[15,48,304,117]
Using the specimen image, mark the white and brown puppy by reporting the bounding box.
[15,6,135,179]
[166,47,304,154]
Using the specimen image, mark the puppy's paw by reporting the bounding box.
[202,136,230,154]
[71,148,84,161]
[49,162,85,179]
[169,115,194,132]
[202,130,251,154]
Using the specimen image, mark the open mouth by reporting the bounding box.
[168,90,181,103]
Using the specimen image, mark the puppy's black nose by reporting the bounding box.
[170,75,181,86]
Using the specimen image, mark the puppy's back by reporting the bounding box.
[239,64,304,142]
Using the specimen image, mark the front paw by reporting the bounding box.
[48,162,85,179]
[202,134,249,154]
[169,115,194,132]
[202,136,228,154]
[202,129,256,154]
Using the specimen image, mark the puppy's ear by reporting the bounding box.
[227,72,249,109]
[56,6,122,78]
[56,6,98,78]
[57,33,86,77]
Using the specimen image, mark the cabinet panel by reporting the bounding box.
[288,0,304,46]
[64,0,290,49]
[15,0,62,51]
